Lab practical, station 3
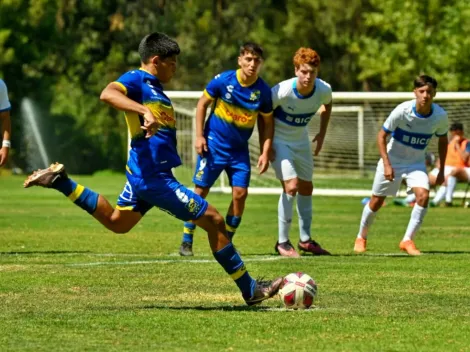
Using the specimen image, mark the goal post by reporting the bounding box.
[164,91,470,197]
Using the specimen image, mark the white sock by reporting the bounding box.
[278,193,295,243]
[445,176,457,203]
[405,193,416,203]
[432,186,446,205]
[357,204,377,239]
[296,194,312,242]
[402,204,428,241]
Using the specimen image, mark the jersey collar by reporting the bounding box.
[412,101,433,118]
[293,78,316,99]
[236,69,258,87]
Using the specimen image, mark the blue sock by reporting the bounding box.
[53,178,99,214]
[226,215,241,240]
[182,222,196,243]
[213,243,255,300]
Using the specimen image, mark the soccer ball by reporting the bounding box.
[279,272,317,309]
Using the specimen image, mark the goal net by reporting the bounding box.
[168,92,470,197]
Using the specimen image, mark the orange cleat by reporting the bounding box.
[399,240,421,256]
[354,237,367,253]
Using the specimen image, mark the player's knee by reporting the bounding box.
[233,187,248,202]
[369,196,385,211]
[415,191,429,206]
[284,183,298,196]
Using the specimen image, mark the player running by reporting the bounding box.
[0,79,11,166]
[23,32,282,306]
[271,47,332,257]
[178,42,273,256]
[354,75,448,256]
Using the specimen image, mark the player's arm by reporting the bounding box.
[377,128,394,181]
[100,82,157,138]
[257,112,274,174]
[455,140,470,164]
[436,135,448,185]
[0,110,11,167]
[194,93,213,156]
[313,102,332,156]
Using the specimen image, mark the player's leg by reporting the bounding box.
[137,171,282,305]
[354,165,402,253]
[179,152,222,256]
[429,166,452,206]
[445,167,467,206]
[400,169,431,256]
[271,142,299,257]
[224,150,251,240]
[24,163,144,233]
[293,145,330,256]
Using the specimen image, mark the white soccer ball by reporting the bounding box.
[279,272,317,309]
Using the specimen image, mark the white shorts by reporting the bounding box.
[429,166,455,177]
[271,140,313,181]
[372,163,429,197]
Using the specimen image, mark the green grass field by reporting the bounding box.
[1,174,470,351]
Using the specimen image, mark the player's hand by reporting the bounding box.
[0,147,8,167]
[436,169,445,185]
[141,109,159,138]
[195,136,208,156]
[384,163,394,181]
[312,133,325,156]
[257,153,269,175]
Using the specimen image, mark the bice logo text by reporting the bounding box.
[403,135,430,145]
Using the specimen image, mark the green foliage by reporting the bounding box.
[1,0,470,172]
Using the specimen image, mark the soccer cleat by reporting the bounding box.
[179,241,194,256]
[298,239,331,256]
[354,237,367,253]
[393,198,409,207]
[245,277,283,306]
[23,162,67,188]
[399,240,421,256]
[275,240,300,258]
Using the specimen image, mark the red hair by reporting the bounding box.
[293,48,320,68]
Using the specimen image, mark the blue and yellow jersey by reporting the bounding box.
[203,70,273,150]
[114,69,181,176]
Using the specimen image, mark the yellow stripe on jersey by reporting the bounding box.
[125,165,133,175]
[124,112,143,139]
[183,226,196,235]
[259,110,273,117]
[230,264,247,280]
[145,101,176,129]
[236,69,257,88]
[113,81,127,95]
[214,100,258,129]
[68,184,85,202]
[116,205,135,211]
[203,89,215,100]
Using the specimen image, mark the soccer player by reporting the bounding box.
[354,75,448,256]
[270,47,332,257]
[0,79,11,167]
[178,43,273,256]
[23,32,282,306]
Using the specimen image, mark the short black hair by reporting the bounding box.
[414,75,438,89]
[138,32,180,63]
[239,42,264,59]
[450,122,464,131]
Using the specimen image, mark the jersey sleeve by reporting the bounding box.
[435,113,449,136]
[322,85,332,105]
[271,84,283,109]
[259,84,273,116]
[382,105,403,133]
[115,71,141,97]
[0,80,11,111]
[203,73,223,100]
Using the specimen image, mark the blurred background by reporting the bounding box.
[2,0,470,176]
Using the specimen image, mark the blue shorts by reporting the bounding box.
[192,144,251,188]
[116,170,208,221]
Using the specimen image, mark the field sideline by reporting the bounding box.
[1,174,470,351]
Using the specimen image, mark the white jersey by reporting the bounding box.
[0,79,11,112]
[272,77,332,143]
[381,100,448,166]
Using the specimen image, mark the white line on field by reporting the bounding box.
[67,256,289,267]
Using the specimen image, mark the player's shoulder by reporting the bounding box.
[254,76,271,92]
[212,70,236,82]
[431,102,447,117]
[272,77,296,97]
[0,79,7,92]
[117,69,146,82]
[395,100,414,112]
[314,78,332,92]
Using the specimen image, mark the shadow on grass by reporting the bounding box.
[141,305,273,312]
[422,250,470,255]
[0,250,91,255]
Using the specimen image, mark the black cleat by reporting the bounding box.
[245,277,283,306]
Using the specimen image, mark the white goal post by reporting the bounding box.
[167,91,470,197]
